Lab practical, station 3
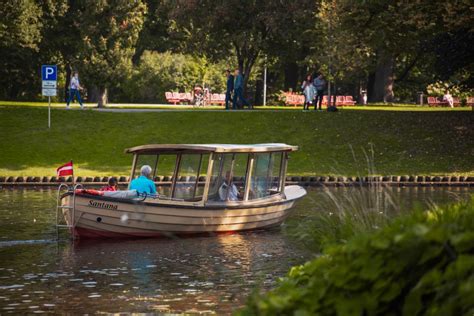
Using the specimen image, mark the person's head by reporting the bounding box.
[234,68,240,76]
[73,71,78,78]
[318,73,323,79]
[306,74,312,82]
[140,165,152,178]
[226,69,231,76]
[108,177,117,187]
[445,90,450,94]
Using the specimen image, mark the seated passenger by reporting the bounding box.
[129,165,157,195]
[218,171,241,201]
[100,177,118,191]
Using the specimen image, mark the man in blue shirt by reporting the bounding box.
[313,74,326,111]
[129,165,157,195]
[225,70,234,110]
[233,69,252,109]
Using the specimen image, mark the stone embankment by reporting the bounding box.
[0,175,472,187]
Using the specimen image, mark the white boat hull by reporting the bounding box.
[61,185,306,238]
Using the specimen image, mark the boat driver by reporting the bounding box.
[130,165,157,195]
[218,171,241,201]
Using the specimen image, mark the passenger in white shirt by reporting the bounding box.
[66,71,84,109]
[218,171,241,201]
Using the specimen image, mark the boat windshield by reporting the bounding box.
[207,152,284,202]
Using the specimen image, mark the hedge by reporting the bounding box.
[237,196,474,316]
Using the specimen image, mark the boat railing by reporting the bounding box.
[56,183,83,240]
[137,193,186,202]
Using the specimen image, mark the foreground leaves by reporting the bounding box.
[238,196,474,316]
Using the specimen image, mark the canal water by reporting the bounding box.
[0,187,472,314]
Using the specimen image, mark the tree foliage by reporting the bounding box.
[0,0,43,99]
[0,0,472,104]
[168,0,316,94]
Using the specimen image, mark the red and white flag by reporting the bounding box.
[57,161,74,177]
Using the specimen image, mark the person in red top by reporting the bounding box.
[101,178,118,191]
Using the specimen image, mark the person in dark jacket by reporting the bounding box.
[233,69,251,109]
[313,74,326,111]
[225,70,234,110]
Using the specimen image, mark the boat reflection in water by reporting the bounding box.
[55,229,310,314]
[59,144,306,239]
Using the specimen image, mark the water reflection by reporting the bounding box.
[0,231,309,314]
[0,186,472,314]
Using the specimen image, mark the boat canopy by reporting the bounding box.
[126,143,296,204]
[125,143,297,155]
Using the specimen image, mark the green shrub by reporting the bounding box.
[121,51,227,103]
[238,196,474,316]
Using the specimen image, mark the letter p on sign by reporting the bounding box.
[42,65,57,81]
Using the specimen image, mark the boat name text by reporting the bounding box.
[89,200,118,210]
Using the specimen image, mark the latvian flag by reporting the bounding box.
[57,161,74,177]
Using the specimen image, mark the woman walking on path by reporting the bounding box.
[301,75,315,111]
[66,71,84,109]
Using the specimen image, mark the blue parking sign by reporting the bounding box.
[42,65,57,81]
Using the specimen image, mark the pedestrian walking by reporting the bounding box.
[233,69,251,109]
[301,75,315,111]
[313,74,326,111]
[66,71,84,109]
[225,70,234,110]
[443,90,454,108]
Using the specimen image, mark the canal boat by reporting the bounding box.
[57,144,306,238]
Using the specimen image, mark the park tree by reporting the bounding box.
[314,0,473,103]
[168,0,315,97]
[62,0,147,107]
[132,0,178,65]
[0,0,43,99]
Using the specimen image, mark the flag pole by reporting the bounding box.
[71,160,75,186]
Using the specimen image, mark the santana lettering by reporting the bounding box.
[89,200,118,210]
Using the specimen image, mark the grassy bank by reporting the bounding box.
[0,105,472,177]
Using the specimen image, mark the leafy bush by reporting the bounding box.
[238,196,474,316]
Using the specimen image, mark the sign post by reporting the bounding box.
[42,65,57,128]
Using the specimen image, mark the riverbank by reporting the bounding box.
[1,175,473,188]
[0,105,472,177]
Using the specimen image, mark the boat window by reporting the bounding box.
[207,154,232,201]
[133,155,158,180]
[207,153,248,202]
[248,152,282,199]
[155,154,177,198]
[194,155,209,199]
[173,154,206,200]
[270,152,283,192]
[224,154,248,201]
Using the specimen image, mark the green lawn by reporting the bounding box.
[0,104,472,177]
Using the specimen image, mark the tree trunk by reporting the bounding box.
[370,55,395,102]
[254,78,263,106]
[284,62,299,91]
[97,88,108,108]
[88,86,108,107]
[65,65,72,103]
